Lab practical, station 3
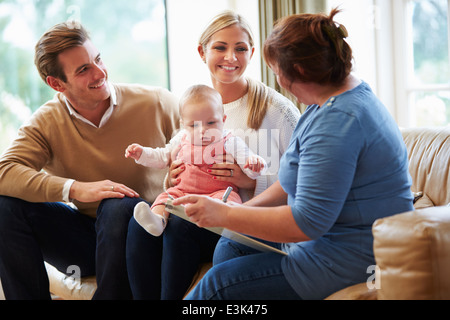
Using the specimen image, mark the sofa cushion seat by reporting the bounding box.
[325,283,377,300]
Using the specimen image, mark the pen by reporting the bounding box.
[165,191,175,200]
[222,187,233,203]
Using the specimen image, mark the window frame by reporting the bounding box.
[392,0,450,127]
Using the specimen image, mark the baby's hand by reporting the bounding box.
[244,155,265,173]
[125,143,143,161]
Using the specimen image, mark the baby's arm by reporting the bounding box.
[125,143,169,169]
[125,130,185,169]
[244,155,265,173]
[125,144,144,161]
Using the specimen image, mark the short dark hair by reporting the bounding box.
[34,21,90,84]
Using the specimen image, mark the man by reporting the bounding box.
[0,21,179,299]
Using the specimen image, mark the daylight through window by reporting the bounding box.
[0,0,169,153]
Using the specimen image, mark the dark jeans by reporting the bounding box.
[126,214,220,300]
[0,195,144,300]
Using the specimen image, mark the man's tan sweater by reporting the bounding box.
[0,83,180,217]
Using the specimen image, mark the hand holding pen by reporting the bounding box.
[171,187,234,229]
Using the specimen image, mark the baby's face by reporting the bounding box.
[181,96,226,146]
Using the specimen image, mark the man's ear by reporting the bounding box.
[46,76,65,92]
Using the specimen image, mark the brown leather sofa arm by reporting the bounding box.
[372,206,450,300]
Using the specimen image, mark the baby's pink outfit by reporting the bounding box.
[151,132,242,208]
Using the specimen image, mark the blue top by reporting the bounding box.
[278,81,413,299]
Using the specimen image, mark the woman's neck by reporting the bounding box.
[212,78,249,104]
[309,75,361,107]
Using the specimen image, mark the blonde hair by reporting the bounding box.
[35,21,90,84]
[199,11,270,130]
[178,84,223,117]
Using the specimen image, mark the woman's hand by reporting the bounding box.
[208,162,256,190]
[167,158,256,190]
[167,144,184,187]
[167,159,185,187]
[173,192,308,243]
[173,195,233,229]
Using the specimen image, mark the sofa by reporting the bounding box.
[0,126,448,300]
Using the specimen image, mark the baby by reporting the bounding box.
[125,85,266,236]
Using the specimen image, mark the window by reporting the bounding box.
[328,0,450,128]
[394,0,450,127]
[0,0,169,153]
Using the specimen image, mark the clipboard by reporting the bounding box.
[164,198,287,256]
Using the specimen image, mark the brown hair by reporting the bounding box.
[34,21,90,84]
[263,8,352,86]
[199,11,270,130]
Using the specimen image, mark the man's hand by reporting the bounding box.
[69,180,139,203]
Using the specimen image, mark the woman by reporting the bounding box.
[126,11,300,299]
[170,10,300,201]
[176,8,414,300]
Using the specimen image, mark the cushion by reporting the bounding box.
[414,193,434,209]
[402,127,450,207]
[184,262,212,298]
[373,206,450,300]
[325,282,377,300]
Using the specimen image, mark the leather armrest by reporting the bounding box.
[373,206,450,300]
